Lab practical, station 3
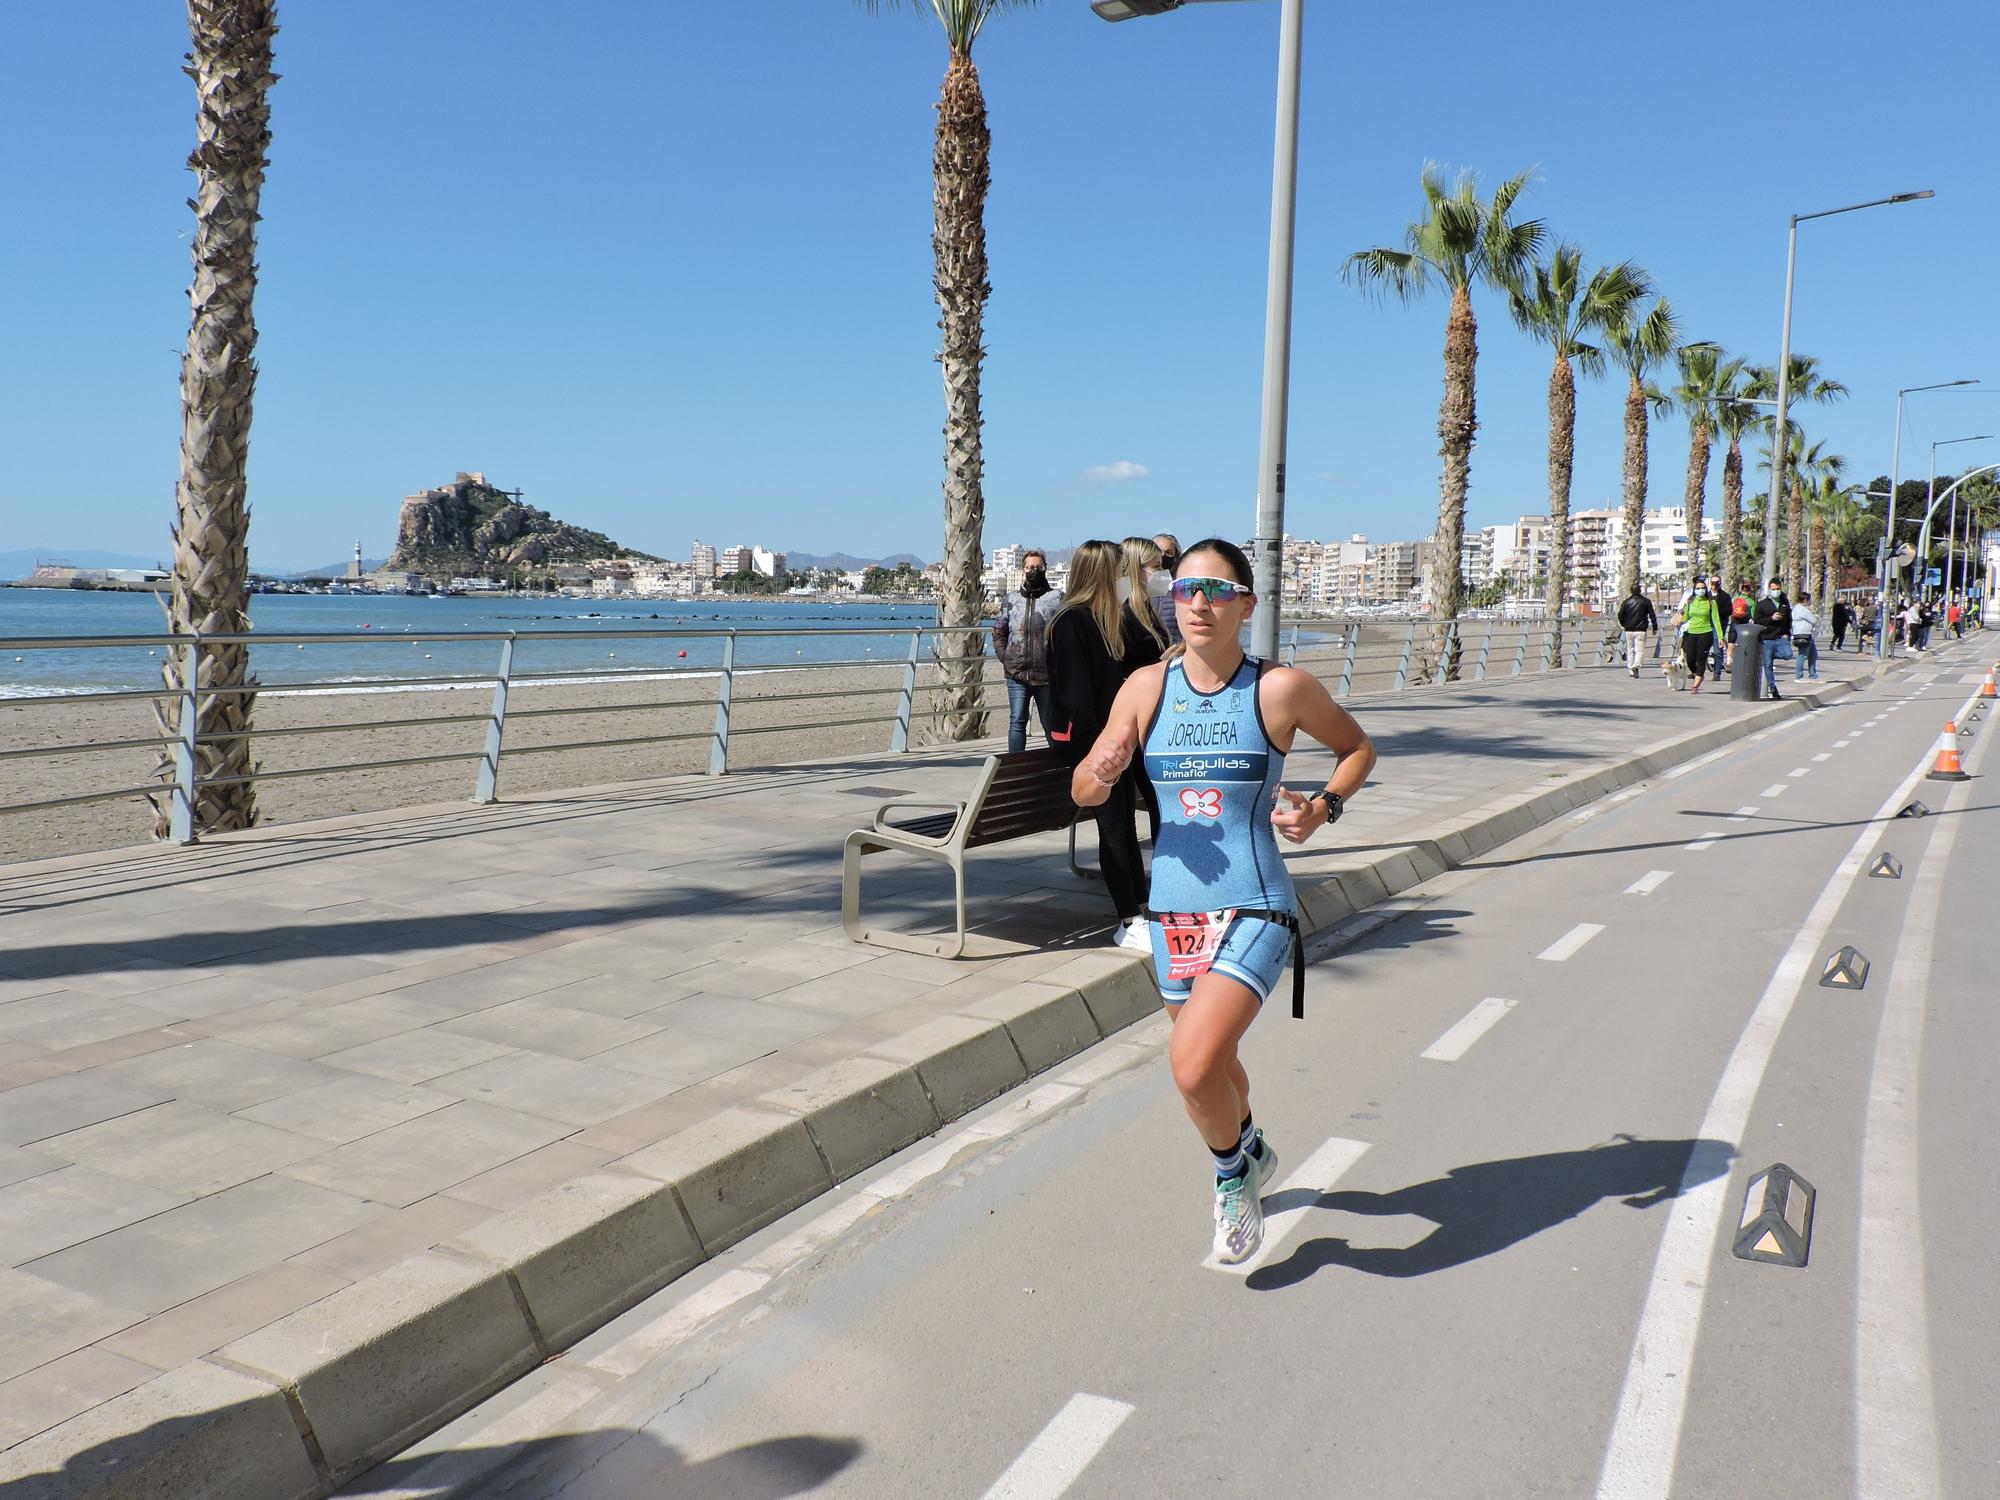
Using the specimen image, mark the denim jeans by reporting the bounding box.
[1006,677,1054,753]
[1761,638,1784,691]
[1793,636,1818,680]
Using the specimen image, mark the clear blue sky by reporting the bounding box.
[5,1,1996,572]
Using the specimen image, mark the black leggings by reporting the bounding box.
[1088,772,1149,920]
[1682,630,1714,677]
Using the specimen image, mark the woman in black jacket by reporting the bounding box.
[1049,539,1161,949]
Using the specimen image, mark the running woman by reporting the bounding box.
[1070,539,1376,1263]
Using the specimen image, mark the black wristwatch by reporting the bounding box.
[1308,789,1344,824]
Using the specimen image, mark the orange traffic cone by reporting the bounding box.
[1982,668,1996,699]
[1927,722,1970,782]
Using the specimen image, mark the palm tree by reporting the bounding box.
[1670,345,1742,596]
[1711,365,1764,592]
[1510,246,1650,659]
[154,0,279,839]
[1603,298,1680,600]
[868,1,1036,739]
[1757,429,1840,598]
[1344,165,1543,677]
[1813,483,1865,604]
[1745,355,1847,593]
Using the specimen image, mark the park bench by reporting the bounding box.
[841,745,1091,958]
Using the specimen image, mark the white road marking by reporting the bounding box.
[1812,752,1832,762]
[1833,739,1851,747]
[1595,696,1970,1500]
[1852,726,1980,1495]
[1727,806,1759,821]
[1205,1134,1371,1275]
[980,1394,1135,1500]
[1760,783,1790,798]
[1684,833,1725,850]
[1787,768,1811,778]
[743,1192,881,1276]
[1537,923,1605,961]
[1624,870,1673,895]
[1421,997,1516,1061]
[585,1268,771,1379]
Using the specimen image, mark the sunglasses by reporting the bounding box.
[1170,577,1251,604]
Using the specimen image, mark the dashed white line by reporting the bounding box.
[1760,783,1790,798]
[1421,997,1517,1061]
[1727,806,1760,821]
[1684,833,1724,850]
[980,1393,1136,1500]
[1833,739,1852,748]
[1204,1135,1371,1275]
[1787,768,1811,778]
[1812,752,1833,762]
[1596,689,1969,1500]
[1624,870,1674,895]
[1538,923,1605,961]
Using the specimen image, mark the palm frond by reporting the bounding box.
[861,0,1038,50]
[1341,246,1432,305]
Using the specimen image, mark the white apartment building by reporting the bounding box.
[1369,540,1419,604]
[750,546,785,578]
[718,545,754,576]
[689,540,717,577]
[1486,517,1551,588]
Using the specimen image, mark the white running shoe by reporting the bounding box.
[1114,917,1152,952]
[1212,1168,1265,1264]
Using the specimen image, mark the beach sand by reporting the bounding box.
[0,623,1542,863]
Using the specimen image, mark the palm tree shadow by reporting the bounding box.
[1246,1135,1733,1290]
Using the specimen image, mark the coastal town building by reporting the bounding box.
[718,546,754,576]
[690,540,717,577]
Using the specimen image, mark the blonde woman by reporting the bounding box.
[1120,535,1171,657]
[1050,540,1159,947]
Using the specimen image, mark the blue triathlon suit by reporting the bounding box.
[1141,655,1296,1004]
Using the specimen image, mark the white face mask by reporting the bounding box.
[1144,569,1172,598]
[1115,576,1134,605]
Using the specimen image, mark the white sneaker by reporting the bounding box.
[1114,917,1152,952]
[1249,1131,1278,1194]
[1212,1169,1265,1264]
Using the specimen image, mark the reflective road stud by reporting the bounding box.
[1820,946,1871,989]
[1868,853,1904,879]
[1733,1163,1816,1268]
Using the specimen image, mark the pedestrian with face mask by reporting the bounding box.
[992,548,1061,753]
[1152,533,1184,648]
[1752,577,1793,700]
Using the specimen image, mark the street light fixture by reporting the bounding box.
[1927,435,1993,600]
[1092,0,1302,658]
[1761,189,1935,587]
[1878,377,1979,656]
[1916,435,1992,590]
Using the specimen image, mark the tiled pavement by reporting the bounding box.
[0,648,1890,1450]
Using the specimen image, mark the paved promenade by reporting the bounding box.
[0,642,1901,1490]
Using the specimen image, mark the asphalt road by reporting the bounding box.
[344,640,2000,1500]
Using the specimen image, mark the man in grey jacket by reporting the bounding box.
[992,549,1062,753]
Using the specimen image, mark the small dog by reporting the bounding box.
[1665,656,1689,691]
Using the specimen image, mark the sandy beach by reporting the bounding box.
[0,621,1564,863]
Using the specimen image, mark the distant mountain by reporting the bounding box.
[784,550,927,572]
[290,557,388,579]
[0,547,168,580]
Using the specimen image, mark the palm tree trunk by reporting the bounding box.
[1787,481,1806,599]
[1681,421,1711,595]
[154,0,278,839]
[930,49,991,741]
[1543,354,1575,663]
[1819,520,1835,605]
[1616,377,1648,600]
[1722,437,1744,592]
[1428,285,1475,679]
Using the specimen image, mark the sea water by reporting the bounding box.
[0,591,947,699]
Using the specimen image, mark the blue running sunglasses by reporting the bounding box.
[1170,577,1252,604]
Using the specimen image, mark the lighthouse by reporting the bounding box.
[347,541,363,581]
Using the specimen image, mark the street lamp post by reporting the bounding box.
[1092,0,1301,659]
[1917,435,1991,599]
[1879,378,1978,658]
[1761,190,1934,588]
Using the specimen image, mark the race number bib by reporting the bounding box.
[1160,909,1238,983]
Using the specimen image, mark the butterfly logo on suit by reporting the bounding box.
[1179,787,1223,818]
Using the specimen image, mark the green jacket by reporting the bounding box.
[1680,595,1723,636]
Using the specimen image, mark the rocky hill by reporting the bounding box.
[386,473,654,576]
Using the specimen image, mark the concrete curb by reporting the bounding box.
[0,664,1900,1498]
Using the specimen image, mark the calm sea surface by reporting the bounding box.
[0,591,949,698]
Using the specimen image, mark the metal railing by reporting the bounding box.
[0,615,1620,843]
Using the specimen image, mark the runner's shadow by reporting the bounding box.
[1246,1135,1733,1290]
